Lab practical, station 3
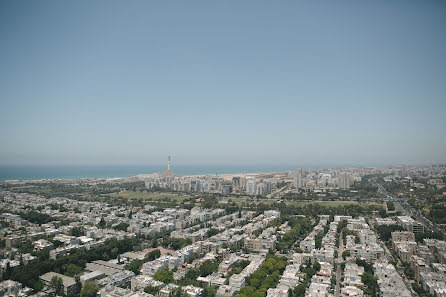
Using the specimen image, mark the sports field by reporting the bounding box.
[107,191,191,202]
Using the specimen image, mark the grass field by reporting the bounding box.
[106,191,383,208]
[285,200,383,207]
[107,191,191,202]
[223,197,383,208]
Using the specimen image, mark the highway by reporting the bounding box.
[266,185,289,199]
[374,180,445,237]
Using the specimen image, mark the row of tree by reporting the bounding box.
[125,249,161,275]
[8,237,140,292]
[235,254,287,297]
[276,216,313,252]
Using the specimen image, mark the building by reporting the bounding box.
[40,272,79,296]
[391,231,415,244]
[182,285,204,297]
[97,270,135,287]
[246,180,256,194]
[33,239,54,251]
[244,237,262,252]
[232,177,241,189]
[397,216,424,233]
[0,280,30,297]
[80,271,105,284]
[197,273,226,287]
[264,210,280,218]
[160,284,179,297]
[216,285,237,297]
[374,263,411,297]
[293,168,303,189]
[229,274,246,290]
[338,172,352,189]
[98,285,133,297]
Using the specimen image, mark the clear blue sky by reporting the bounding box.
[1,1,445,167]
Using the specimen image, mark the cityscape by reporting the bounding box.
[1,1,446,297]
[1,159,446,297]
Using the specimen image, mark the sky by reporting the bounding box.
[1,1,446,167]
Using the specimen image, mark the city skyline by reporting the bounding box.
[1,1,446,166]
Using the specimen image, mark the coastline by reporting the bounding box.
[0,165,300,182]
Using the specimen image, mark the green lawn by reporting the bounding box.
[224,198,383,208]
[285,200,383,207]
[107,191,191,202]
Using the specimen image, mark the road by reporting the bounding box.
[375,180,445,237]
[335,232,343,297]
[380,241,417,296]
[266,185,289,199]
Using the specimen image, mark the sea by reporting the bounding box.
[0,164,308,181]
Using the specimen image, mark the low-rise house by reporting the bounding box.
[182,285,204,297]
[33,239,54,251]
[159,283,179,297]
[97,270,135,288]
[197,273,226,287]
[374,263,411,297]
[216,285,237,297]
[80,271,105,284]
[40,272,79,296]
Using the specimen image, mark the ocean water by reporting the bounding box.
[0,164,303,181]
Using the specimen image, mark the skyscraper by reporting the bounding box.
[232,176,241,189]
[293,168,303,189]
[338,172,352,189]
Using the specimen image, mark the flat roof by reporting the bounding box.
[40,272,76,287]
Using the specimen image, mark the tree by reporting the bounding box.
[361,272,378,296]
[207,228,220,237]
[71,227,84,237]
[145,249,161,261]
[376,224,404,241]
[292,283,306,297]
[169,287,188,297]
[342,251,351,260]
[315,234,323,249]
[144,285,160,295]
[199,260,218,277]
[98,217,106,228]
[154,270,174,284]
[64,263,82,277]
[113,222,129,231]
[33,280,44,292]
[126,259,143,275]
[50,276,64,296]
[9,236,140,292]
[80,281,99,297]
[386,201,395,211]
[204,287,217,297]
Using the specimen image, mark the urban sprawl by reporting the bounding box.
[1,161,446,297]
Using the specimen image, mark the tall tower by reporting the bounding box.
[168,156,171,171]
[294,168,303,189]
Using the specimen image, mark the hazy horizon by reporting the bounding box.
[0,161,439,181]
[1,1,446,166]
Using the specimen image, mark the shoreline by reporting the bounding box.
[1,170,290,183]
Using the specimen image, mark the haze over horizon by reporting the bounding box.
[1,1,446,167]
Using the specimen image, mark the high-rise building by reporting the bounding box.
[338,172,352,189]
[293,168,303,189]
[232,176,241,189]
[246,180,257,194]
